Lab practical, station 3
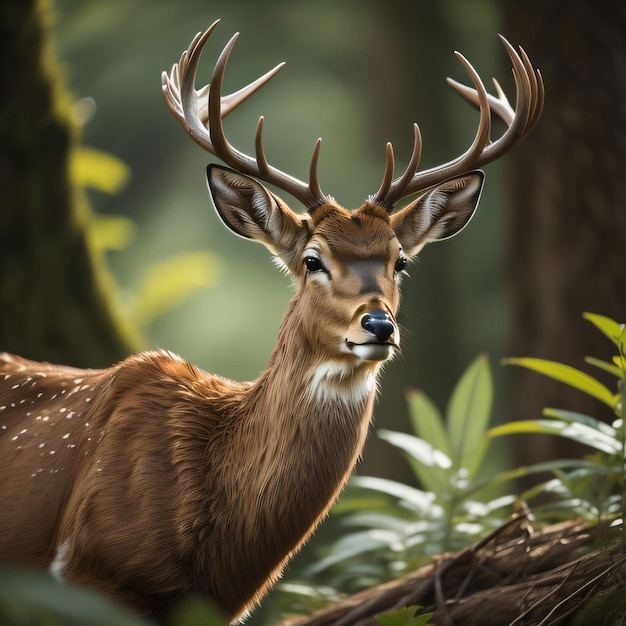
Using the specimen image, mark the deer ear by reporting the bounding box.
[207,165,308,263]
[389,171,484,257]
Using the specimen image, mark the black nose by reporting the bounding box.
[361,309,395,343]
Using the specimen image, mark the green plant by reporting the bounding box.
[490,312,626,522]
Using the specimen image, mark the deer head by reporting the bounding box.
[162,20,542,373]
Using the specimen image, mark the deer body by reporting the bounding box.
[0,21,542,622]
[0,345,372,617]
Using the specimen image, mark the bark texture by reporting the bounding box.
[504,1,626,464]
[0,0,137,368]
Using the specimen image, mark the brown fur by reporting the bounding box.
[0,170,482,621]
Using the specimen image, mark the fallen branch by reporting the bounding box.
[278,516,624,626]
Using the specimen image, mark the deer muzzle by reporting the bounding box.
[346,308,398,362]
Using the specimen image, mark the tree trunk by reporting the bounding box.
[0,0,138,368]
[504,1,626,466]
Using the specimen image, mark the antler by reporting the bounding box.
[161,20,327,210]
[370,36,544,211]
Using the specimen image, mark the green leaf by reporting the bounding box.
[377,606,433,626]
[583,313,625,349]
[488,419,621,454]
[71,147,130,195]
[466,458,600,499]
[585,356,623,379]
[378,429,452,494]
[406,390,451,456]
[446,354,493,479]
[306,528,404,575]
[541,408,618,437]
[349,476,439,516]
[90,215,136,252]
[503,357,616,408]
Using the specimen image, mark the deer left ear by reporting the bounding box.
[389,170,484,257]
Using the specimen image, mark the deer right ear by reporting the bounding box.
[206,165,308,263]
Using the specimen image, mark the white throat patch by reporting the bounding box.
[307,360,378,406]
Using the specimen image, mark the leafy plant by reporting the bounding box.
[490,312,626,522]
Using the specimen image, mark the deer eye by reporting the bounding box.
[394,255,408,273]
[304,256,325,273]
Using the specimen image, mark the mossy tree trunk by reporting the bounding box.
[0,0,138,367]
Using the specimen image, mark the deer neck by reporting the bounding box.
[249,295,381,445]
[227,296,381,545]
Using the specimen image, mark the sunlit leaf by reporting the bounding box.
[541,408,618,437]
[488,419,621,454]
[89,215,136,252]
[503,357,616,408]
[378,429,452,494]
[306,529,404,575]
[446,354,492,479]
[583,312,625,348]
[406,390,451,456]
[349,476,438,515]
[340,512,418,532]
[585,356,623,379]
[71,147,130,194]
[278,582,343,605]
[132,251,222,326]
[465,458,598,499]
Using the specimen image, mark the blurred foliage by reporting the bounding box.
[71,146,130,195]
[0,569,228,626]
[0,568,147,626]
[376,606,433,626]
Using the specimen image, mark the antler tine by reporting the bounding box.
[372,36,544,211]
[161,21,328,210]
[373,143,396,205]
[371,125,423,209]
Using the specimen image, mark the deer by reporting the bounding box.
[0,20,543,622]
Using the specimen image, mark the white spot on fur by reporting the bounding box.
[50,539,70,582]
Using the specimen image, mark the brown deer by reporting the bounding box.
[0,20,543,622]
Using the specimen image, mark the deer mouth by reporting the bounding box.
[346,341,395,362]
